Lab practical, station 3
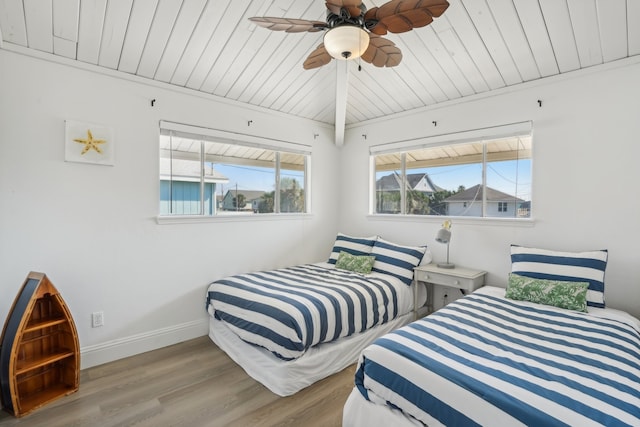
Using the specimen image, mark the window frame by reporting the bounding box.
[158,121,311,223]
[369,122,533,221]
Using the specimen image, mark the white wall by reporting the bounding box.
[341,58,640,317]
[0,49,340,367]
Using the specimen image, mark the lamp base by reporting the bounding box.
[437,262,455,269]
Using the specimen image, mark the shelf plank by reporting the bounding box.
[23,317,67,333]
[18,382,77,415]
[16,350,74,375]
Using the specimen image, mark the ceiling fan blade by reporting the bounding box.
[249,17,326,33]
[303,44,333,70]
[361,35,402,67]
[325,0,363,18]
[364,0,449,35]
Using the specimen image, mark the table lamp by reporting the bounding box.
[435,220,454,269]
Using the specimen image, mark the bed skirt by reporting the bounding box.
[208,311,414,396]
[343,388,427,427]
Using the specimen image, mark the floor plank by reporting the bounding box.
[0,337,354,426]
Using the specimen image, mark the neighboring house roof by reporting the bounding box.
[376,173,444,192]
[222,190,266,201]
[159,158,229,183]
[444,184,525,203]
[375,173,401,190]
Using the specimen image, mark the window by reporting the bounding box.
[371,124,532,219]
[159,123,309,217]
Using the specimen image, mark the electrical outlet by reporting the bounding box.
[92,311,104,328]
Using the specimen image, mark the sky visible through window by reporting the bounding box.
[216,159,531,200]
[213,163,304,195]
[377,159,532,201]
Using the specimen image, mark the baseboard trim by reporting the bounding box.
[80,319,209,369]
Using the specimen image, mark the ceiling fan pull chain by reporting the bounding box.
[358,27,363,71]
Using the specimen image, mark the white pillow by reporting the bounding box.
[420,248,433,265]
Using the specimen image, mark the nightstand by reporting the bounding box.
[413,264,486,319]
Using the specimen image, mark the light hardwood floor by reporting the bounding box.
[0,337,356,427]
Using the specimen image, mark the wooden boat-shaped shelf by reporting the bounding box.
[0,272,79,417]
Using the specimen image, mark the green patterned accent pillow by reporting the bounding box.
[506,273,589,312]
[505,273,589,312]
[335,251,376,275]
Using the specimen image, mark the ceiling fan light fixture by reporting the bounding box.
[323,26,369,60]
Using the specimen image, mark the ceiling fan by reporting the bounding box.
[250,0,450,70]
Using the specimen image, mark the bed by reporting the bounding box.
[206,233,431,396]
[344,246,640,426]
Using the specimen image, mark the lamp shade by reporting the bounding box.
[323,26,369,60]
[435,228,451,244]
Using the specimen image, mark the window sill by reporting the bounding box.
[156,213,314,225]
[366,214,535,228]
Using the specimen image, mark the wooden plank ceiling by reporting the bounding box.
[1,0,638,129]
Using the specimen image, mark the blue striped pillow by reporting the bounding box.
[328,233,378,265]
[510,245,608,308]
[371,239,427,286]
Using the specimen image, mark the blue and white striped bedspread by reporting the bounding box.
[355,286,640,427]
[206,264,408,360]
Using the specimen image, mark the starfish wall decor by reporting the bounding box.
[64,120,114,166]
[74,129,106,155]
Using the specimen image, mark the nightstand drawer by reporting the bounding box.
[416,271,464,288]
